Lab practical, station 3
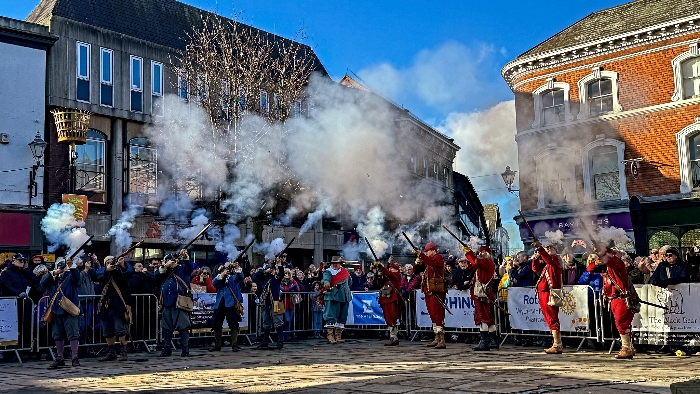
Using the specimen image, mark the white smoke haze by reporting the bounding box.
[467,235,483,252]
[178,210,210,241]
[108,205,144,250]
[298,200,331,236]
[357,206,390,258]
[544,229,565,246]
[341,242,363,262]
[256,237,286,260]
[41,203,90,256]
[215,223,242,259]
[595,226,632,248]
[158,193,195,223]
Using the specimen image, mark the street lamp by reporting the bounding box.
[28,131,47,206]
[501,166,519,196]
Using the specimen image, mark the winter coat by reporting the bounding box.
[508,261,535,287]
[650,261,689,288]
[128,272,156,295]
[451,267,474,291]
[41,268,81,315]
[155,260,195,308]
[213,271,244,309]
[0,265,38,296]
[577,270,603,301]
[350,273,366,291]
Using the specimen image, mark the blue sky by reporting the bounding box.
[2,0,627,250]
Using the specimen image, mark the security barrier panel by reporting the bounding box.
[0,297,34,364]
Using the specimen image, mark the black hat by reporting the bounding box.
[164,254,175,261]
[12,253,26,261]
[667,247,680,257]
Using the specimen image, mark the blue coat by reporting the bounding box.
[213,271,244,308]
[95,263,133,314]
[650,261,689,288]
[41,268,81,315]
[508,261,535,287]
[577,271,603,301]
[252,268,284,305]
[155,260,195,307]
[0,266,38,296]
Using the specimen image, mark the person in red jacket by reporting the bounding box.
[464,245,497,351]
[589,245,637,359]
[532,242,564,354]
[414,242,447,349]
[375,258,403,346]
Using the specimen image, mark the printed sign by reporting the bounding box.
[62,194,88,221]
[190,293,249,330]
[0,298,19,343]
[506,286,590,333]
[633,284,700,335]
[415,290,479,329]
[347,292,385,325]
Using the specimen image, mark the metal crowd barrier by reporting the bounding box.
[0,297,35,364]
[408,291,495,342]
[499,285,601,351]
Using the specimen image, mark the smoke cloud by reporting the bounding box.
[41,203,91,257]
[108,205,144,251]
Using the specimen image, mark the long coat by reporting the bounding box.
[322,269,352,302]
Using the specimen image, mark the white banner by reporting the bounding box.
[506,286,590,333]
[0,298,18,343]
[415,290,479,329]
[633,284,700,334]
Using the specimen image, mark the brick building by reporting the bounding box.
[501,0,700,254]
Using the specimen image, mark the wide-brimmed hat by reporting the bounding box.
[330,256,343,264]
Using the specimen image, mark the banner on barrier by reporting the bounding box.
[415,290,478,329]
[191,293,249,330]
[633,284,700,333]
[347,292,385,325]
[507,286,589,333]
[0,298,18,343]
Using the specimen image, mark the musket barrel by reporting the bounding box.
[441,225,467,247]
[181,222,213,251]
[117,239,144,259]
[365,237,379,261]
[68,234,95,260]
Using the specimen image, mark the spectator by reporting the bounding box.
[281,269,300,341]
[30,264,49,303]
[498,259,511,302]
[191,266,216,293]
[296,270,309,292]
[561,250,585,286]
[350,266,366,291]
[452,258,474,291]
[362,272,379,291]
[625,255,644,285]
[577,253,604,350]
[310,281,324,339]
[241,275,254,293]
[650,247,689,288]
[249,282,258,294]
[31,254,45,270]
[508,251,535,287]
[128,262,155,295]
[0,254,38,297]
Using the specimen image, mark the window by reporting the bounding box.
[587,78,613,116]
[410,156,417,173]
[581,138,628,203]
[151,61,163,116]
[434,162,439,181]
[682,58,700,99]
[75,130,106,202]
[76,42,90,102]
[541,89,565,124]
[423,157,428,177]
[292,100,302,118]
[100,48,113,107]
[260,91,269,115]
[130,56,143,112]
[178,73,188,100]
[444,167,450,187]
[577,68,621,119]
[129,138,158,206]
[677,119,700,193]
[691,134,700,189]
[535,148,579,208]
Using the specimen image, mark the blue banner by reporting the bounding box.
[347,292,386,325]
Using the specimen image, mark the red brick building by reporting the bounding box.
[502,0,700,254]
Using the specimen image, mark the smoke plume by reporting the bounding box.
[41,203,91,257]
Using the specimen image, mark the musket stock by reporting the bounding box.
[68,235,95,260]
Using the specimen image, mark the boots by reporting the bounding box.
[48,358,65,369]
[434,329,446,349]
[230,328,241,352]
[427,324,438,347]
[180,330,190,357]
[117,343,128,361]
[98,344,118,361]
[326,327,337,344]
[616,333,634,359]
[545,330,563,354]
[334,327,345,343]
[209,330,223,351]
[384,327,399,346]
[473,331,490,351]
[268,327,284,349]
[489,330,500,350]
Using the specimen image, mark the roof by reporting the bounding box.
[26,0,327,74]
[0,15,57,49]
[517,0,700,59]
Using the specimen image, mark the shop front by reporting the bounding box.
[630,195,700,256]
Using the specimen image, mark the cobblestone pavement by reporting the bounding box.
[1,338,698,393]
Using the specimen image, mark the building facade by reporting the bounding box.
[0,16,56,259]
[502,0,700,254]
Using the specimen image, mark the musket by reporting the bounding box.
[365,237,379,262]
[275,237,296,258]
[433,294,453,315]
[117,239,144,259]
[402,231,418,251]
[486,296,511,316]
[67,235,94,260]
[441,225,468,247]
[638,299,670,311]
[518,210,540,245]
[232,238,255,263]
[181,222,213,252]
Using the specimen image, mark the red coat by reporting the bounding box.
[465,250,495,298]
[532,247,563,292]
[418,252,445,294]
[378,266,401,304]
[587,247,630,299]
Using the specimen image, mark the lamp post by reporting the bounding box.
[28,131,47,206]
[501,166,519,196]
[51,108,91,194]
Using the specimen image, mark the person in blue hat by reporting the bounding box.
[155,250,196,357]
[209,260,244,352]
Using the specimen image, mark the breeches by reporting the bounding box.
[610,298,634,335]
[473,298,494,326]
[425,293,445,325]
[538,291,560,331]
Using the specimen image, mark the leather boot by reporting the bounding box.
[473,332,491,351]
[489,331,500,349]
[545,330,563,354]
[326,328,337,344]
[434,330,446,349]
[384,328,394,346]
[98,344,117,361]
[230,328,241,352]
[616,346,635,359]
[427,327,439,347]
[117,343,128,361]
[334,327,345,343]
[209,330,223,351]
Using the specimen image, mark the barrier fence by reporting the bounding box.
[1,284,699,362]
